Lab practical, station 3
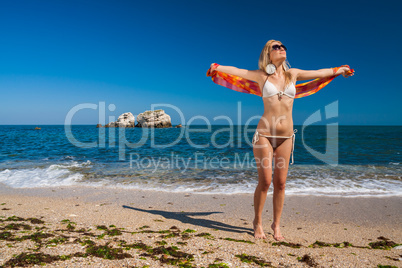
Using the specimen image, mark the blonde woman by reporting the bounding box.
[211,40,352,240]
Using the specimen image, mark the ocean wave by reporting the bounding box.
[0,161,92,188]
[0,162,401,197]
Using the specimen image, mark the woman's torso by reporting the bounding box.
[256,71,295,136]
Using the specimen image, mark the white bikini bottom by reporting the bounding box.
[252,129,297,165]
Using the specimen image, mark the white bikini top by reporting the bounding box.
[262,79,296,99]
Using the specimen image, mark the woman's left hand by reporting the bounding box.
[337,66,354,78]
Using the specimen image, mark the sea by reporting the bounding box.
[0,125,401,197]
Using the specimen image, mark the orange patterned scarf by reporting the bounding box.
[206,65,354,98]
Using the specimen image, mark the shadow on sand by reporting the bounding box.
[123,205,253,235]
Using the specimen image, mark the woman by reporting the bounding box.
[210,40,353,241]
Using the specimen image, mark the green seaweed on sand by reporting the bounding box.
[181,233,191,240]
[156,240,168,245]
[209,262,230,268]
[222,237,254,244]
[2,223,32,231]
[162,232,181,239]
[385,256,400,261]
[3,252,64,267]
[377,265,398,268]
[369,240,400,250]
[0,231,13,240]
[97,233,106,239]
[122,241,152,251]
[139,225,150,229]
[141,246,195,266]
[298,254,317,267]
[107,228,122,236]
[19,231,54,243]
[45,236,68,247]
[6,216,25,222]
[96,225,122,236]
[79,239,96,247]
[272,241,302,248]
[27,218,44,224]
[235,253,273,267]
[134,229,156,234]
[309,241,354,248]
[97,225,108,231]
[60,219,75,224]
[60,219,76,231]
[85,242,132,260]
[182,229,196,234]
[195,232,214,239]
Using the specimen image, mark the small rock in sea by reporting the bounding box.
[96,124,102,128]
[175,124,182,128]
[34,127,41,130]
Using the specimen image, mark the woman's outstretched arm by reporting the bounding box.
[211,63,261,82]
[290,66,353,81]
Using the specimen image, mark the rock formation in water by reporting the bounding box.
[104,112,135,128]
[135,109,171,128]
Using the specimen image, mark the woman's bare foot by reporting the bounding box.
[253,219,267,239]
[271,223,285,241]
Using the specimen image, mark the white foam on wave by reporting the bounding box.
[285,177,402,197]
[74,175,402,197]
[0,161,91,188]
[1,162,401,197]
[111,178,257,194]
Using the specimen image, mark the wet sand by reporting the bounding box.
[0,185,401,267]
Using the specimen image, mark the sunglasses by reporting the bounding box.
[271,44,287,51]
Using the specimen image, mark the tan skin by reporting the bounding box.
[212,42,353,240]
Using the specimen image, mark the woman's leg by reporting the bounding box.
[271,138,292,241]
[252,135,274,239]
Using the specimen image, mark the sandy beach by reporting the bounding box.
[0,185,401,267]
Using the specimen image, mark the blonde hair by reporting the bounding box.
[258,40,292,86]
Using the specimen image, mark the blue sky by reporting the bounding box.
[1,0,401,125]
